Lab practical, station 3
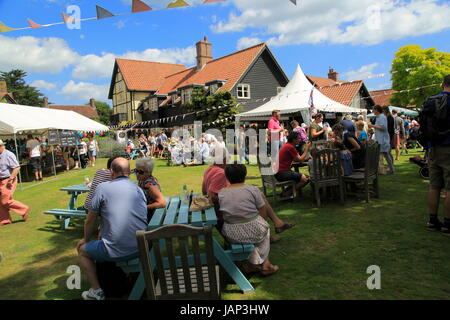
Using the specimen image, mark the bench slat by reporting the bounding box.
[204,207,217,226]
[148,207,166,230]
[44,209,86,217]
[191,211,203,227]
[177,195,190,225]
[163,196,180,225]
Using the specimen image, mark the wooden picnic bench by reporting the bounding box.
[44,184,89,229]
[116,194,255,300]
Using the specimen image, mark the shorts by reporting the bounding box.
[85,240,139,262]
[30,157,42,172]
[88,150,97,157]
[391,134,401,147]
[158,144,164,151]
[274,170,303,183]
[428,146,450,191]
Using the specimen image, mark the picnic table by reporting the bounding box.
[117,194,255,299]
[44,183,89,229]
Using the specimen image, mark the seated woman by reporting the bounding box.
[135,158,167,222]
[219,164,279,276]
[332,123,365,170]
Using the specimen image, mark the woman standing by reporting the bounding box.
[309,113,326,142]
[88,135,99,167]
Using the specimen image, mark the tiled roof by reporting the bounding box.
[116,59,186,92]
[156,43,267,95]
[370,89,394,106]
[317,81,364,106]
[0,92,16,104]
[306,75,347,88]
[48,105,99,119]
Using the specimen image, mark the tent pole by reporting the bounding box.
[13,133,23,190]
[51,146,57,176]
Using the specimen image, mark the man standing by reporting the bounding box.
[392,109,405,161]
[0,140,30,225]
[423,75,450,234]
[26,135,43,181]
[268,110,284,158]
[369,105,395,174]
[77,158,148,300]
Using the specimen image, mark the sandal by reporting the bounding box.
[240,261,262,274]
[275,222,296,234]
[260,264,279,276]
[270,236,281,244]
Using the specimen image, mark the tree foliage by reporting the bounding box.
[185,88,241,132]
[391,45,450,109]
[89,100,113,125]
[0,69,45,106]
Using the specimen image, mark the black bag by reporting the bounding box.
[96,261,132,299]
[418,93,450,147]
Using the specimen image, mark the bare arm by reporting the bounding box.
[146,185,167,210]
[347,137,361,152]
[310,127,325,138]
[84,211,99,242]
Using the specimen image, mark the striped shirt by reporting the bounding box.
[84,168,112,211]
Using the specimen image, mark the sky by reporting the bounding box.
[0,0,449,106]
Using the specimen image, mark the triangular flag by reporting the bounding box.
[61,13,79,23]
[0,21,16,33]
[167,0,190,8]
[203,0,226,3]
[132,0,152,13]
[27,19,43,29]
[96,5,115,19]
[289,0,297,5]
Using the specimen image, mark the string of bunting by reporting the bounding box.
[0,0,228,33]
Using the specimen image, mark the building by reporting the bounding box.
[370,89,394,107]
[0,80,17,104]
[46,97,99,119]
[307,68,375,110]
[109,37,289,128]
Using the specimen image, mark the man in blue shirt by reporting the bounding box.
[77,157,148,300]
[427,75,450,234]
[369,105,395,174]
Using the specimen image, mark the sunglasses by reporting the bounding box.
[133,169,145,175]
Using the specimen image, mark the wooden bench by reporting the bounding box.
[44,209,86,230]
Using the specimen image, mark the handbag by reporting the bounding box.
[189,195,213,211]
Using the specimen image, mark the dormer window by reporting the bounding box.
[237,84,251,99]
[181,88,192,105]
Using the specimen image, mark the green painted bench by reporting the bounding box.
[44,209,86,229]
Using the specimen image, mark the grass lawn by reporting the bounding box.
[1,150,449,300]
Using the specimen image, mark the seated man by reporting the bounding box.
[77,158,148,300]
[202,147,295,242]
[274,131,311,195]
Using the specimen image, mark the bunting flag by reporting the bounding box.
[132,0,153,13]
[96,6,115,19]
[289,0,297,5]
[308,86,317,117]
[167,0,190,8]
[203,0,226,3]
[61,13,79,24]
[27,19,43,29]
[0,21,17,33]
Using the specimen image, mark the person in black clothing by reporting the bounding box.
[332,123,365,170]
[383,107,395,144]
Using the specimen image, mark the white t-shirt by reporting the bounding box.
[26,139,41,158]
[88,140,98,151]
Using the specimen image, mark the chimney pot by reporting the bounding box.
[90,98,96,108]
[43,97,49,108]
[196,37,212,72]
[328,68,338,82]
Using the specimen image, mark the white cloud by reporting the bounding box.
[236,37,262,50]
[342,63,380,81]
[59,80,109,102]
[72,46,196,80]
[213,0,450,46]
[0,36,80,74]
[31,80,57,91]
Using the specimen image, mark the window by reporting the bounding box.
[209,84,219,95]
[237,84,251,99]
[181,89,192,104]
[277,87,284,94]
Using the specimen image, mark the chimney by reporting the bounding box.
[328,68,339,82]
[196,36,212,72]
[89,98,96,108]
[0,80,7,93]
[43,97,49,108]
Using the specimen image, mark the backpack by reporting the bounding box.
[418,93,450,147]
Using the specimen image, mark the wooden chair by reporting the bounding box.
[343,141,380,203]
[312,140,333,151]
[136,224,220,300]
[257,158,297,203]
[309,148,344,207]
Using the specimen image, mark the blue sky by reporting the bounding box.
[0,0,449,106]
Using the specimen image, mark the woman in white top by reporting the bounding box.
[87,136,99,167]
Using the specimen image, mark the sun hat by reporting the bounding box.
[0,139,4,146]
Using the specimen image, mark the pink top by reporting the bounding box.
[268,117,281,141]
[202,165,230,195]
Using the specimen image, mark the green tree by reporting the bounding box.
[0,69,44,106]
[391,45,450,108]
[89,100,112,125]
[186,88,241,132]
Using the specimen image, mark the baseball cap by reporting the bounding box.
[0,139,4,146]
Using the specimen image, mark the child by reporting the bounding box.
[356,120,367,145]
[219,164,279,276]
[333,140,354,176]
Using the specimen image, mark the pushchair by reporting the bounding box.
[409,150,429,179]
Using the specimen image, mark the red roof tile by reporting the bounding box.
[156,43,267,95]
[116,59,186,92]
[306,75,347,88]
[370,89,394,106]
[317,81,364,106]
[48,105,99,119]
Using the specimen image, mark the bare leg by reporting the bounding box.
[259,195,285,228]
[428,189,441,216]
[78,245,101,290]
[445,191,450,220]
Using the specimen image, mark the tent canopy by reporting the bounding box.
[0,102,109,135]
[239,65,366,122]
